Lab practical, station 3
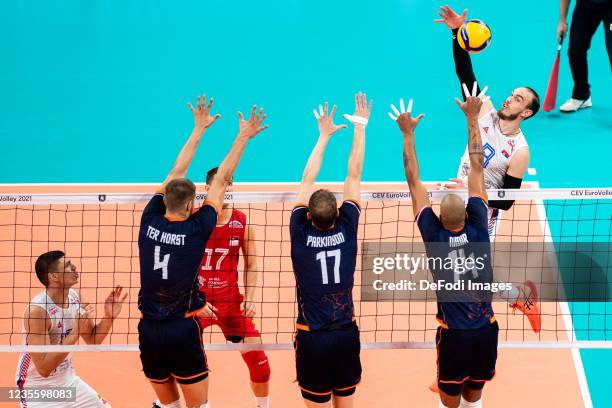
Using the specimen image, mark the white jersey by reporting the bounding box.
[456,108,529,189]
[15,289,81,387]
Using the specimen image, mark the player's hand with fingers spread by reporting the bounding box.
[238,105,269,140]
[455,82,488,119]
[314,102,348,138]
[197,302,218,320]
[388,98,425,135]
[188,95,222,131]
[240,299,257,318]
[343,92,373,128]
[104,285,128,320]
[434,5,467,30]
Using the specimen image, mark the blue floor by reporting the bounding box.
[1,1,611,405]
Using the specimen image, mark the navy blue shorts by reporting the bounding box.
[138,317,208,384]
[295,323,361,403]
[436,321,498,396]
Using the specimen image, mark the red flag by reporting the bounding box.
[543,41,563,112]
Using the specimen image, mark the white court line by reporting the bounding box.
[533,181,593,408]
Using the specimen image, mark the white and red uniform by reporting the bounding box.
[197,209,259,339]
[15,290,110,408]
[456,108,529,239]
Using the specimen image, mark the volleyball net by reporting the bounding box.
[1,183,611,352]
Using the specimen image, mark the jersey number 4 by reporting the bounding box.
[316,249,341,284]
[154,246,170,280]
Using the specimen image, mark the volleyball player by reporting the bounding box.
[435,5,541,333]
[290,93,371,408]
[394,94,497,408]
[16,251,127,407]
[138,96,268,408]
[196,167,271,408]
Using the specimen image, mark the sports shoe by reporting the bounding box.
[152,403,162,408]
[560,97,592,113]
[509,280,541,333]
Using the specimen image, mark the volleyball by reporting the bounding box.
[457,19,492,53]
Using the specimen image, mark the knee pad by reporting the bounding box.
[241,350,271,383]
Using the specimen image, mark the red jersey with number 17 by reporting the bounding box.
[197,209,247,296]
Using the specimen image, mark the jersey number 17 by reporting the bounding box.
[316,249,341,284]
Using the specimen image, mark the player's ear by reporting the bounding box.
[521,109,533,119]
[306,212,312,221]
[336,209,340,219]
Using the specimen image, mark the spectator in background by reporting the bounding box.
[557,0,612,113]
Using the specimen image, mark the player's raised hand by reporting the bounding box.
[240,299,257,318]
[388,98,425,134]
[237,105,269,139]
[455,82,488,118]
[197,302,218,320]
[313,102,348,137]
[188,95,221,130]
[103,286,128,320]
[435,5,467,30]
[343,92,373,127]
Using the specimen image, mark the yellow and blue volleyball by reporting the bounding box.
[457,19,492,53]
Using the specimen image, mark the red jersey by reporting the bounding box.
[197,209,247,295]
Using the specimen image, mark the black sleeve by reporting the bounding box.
[488,174,523,210]
[191,204,218,240]
[289,206,308,237]
[339,201,361,233]
[466,196,489,231]
[141,193,165,223]
[452,28,480,100]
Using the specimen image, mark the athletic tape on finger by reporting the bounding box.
[388,112,398,121]
[313,110,320,119]
[390,104,401,116]
[343,114,368,125]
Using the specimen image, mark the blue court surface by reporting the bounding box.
[1,0,611,406]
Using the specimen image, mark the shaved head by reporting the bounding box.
[440,194,466,231]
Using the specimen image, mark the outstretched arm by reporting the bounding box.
[343,92,372,203]
[389,99,429,217]
[295,103,348,205]
[455,92,487,201]
[206,106,269,211]
[160,96,221,192]
[435,6,493,117]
